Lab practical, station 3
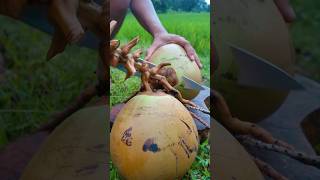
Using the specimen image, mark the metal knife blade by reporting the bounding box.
[228,43,304,90]
[182,76,205,91]
[136,58,156,68]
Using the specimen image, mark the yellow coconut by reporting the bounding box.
[213,0,295,122]
[150,44,202,100]
[110,92,199,180]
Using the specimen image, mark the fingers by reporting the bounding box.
[183,43,203,69]
[121,36,140,55]
[173,36,203,69]
[274,0,296,23]
[145,42,161,61]
[146,34,203,69]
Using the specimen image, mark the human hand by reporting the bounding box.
[274,0,296,23]
[145,33,203,69]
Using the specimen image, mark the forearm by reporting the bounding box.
[130,0,167,36]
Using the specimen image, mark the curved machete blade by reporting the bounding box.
[229,43,304,90]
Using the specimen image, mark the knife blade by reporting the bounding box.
[136,58,157,68]
[228,43,304,90]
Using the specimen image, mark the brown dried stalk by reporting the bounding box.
[38,17,110,131]
[110,37,140,79]
[134,61,196,108]
[237,135,320,169]
[47,28,68,60]
[78,0,104,38]
[47,0,106,60]
[48,0,84,43]
[46,0,83,60]
[109,36,211,131]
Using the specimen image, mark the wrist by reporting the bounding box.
[152,30,168,38]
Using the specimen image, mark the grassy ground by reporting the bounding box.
[110,12,211,179]
[0,16,97,145]
[290,0,320,82]
[290,0,320,154]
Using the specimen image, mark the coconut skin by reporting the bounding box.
[150,44,202,100]
[110,92,199,180]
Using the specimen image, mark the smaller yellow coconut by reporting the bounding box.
[110,92,199,180]
[150,44,202,100]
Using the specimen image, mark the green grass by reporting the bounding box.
[116,12,210,55]
[290,0,320,81]
[290,0,320,154]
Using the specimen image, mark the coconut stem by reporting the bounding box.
[46,0,106,60]
[48,0,84,43]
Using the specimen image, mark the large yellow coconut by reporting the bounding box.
[213,0,295,122]
[21,106,107,180]
[150,44,202,100]
[110,92,199,180]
